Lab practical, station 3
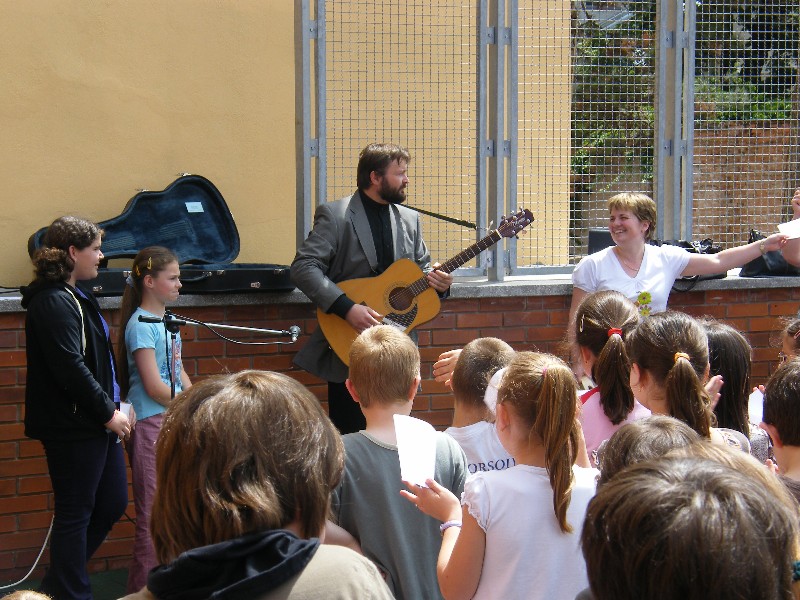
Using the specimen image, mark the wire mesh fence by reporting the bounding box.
[692,0,800,246]
[564,1,657,265]
[516,0,575,268]
[317,0,799,269]
[323,1,480,266]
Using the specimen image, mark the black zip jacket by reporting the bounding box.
[22,280,117,441]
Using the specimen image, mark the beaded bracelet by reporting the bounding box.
[439,520,462,536]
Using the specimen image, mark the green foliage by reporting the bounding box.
[570,0,798,189]
[571,3,656,190]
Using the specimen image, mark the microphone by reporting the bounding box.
[138,315,163,324]
[289,325,301,342]
[137,314,187,327]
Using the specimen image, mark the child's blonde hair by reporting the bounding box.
[497,352,579,533]
[348,325,420,407]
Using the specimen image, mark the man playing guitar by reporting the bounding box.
[290,143,452,434]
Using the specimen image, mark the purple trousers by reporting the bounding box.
[125,414,163,594]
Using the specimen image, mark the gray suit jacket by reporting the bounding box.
[290,191,432,382]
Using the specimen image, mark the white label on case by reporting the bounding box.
[185,201,204,213]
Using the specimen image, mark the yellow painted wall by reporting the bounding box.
[0,1,296,286]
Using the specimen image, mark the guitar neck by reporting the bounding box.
[407,229,503,296]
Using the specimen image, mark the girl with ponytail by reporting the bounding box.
[626,311,712,437]
[574,291,650,461]
[117,246,192,594]
[625,311,748,449]
[402,352,598,600]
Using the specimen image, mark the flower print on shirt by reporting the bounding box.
[636,291,653,317]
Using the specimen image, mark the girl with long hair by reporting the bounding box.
[402,352,598,600]
[116,246,191,593]
[22,216,131,599]
[574,290,649,461]
[702,318,770,462]
[626,311,749,450]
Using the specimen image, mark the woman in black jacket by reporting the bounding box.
[22,216,132,600]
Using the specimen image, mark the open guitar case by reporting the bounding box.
[27,174,294,296]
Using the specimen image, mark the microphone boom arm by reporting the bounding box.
[162,311,301,345]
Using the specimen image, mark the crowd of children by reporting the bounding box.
[16,211,800,600]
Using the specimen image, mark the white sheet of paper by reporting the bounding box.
[394,414,437,487]
[119,402,133,419]
[778,220,800,239]
[748,389,764,424]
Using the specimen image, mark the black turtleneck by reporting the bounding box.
[327,191,395,319]
[360,191,394,274]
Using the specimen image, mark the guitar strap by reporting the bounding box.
[403,204,477,230]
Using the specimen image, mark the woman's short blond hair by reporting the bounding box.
[150,370,344,564]
[348,325,420,407]
[608,192,657,241]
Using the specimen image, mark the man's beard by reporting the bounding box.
[379,180,407,204]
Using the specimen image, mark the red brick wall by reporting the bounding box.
[2,287,798,582]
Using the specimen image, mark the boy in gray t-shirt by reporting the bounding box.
[330,326,468,600]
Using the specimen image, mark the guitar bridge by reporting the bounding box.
[382,317,406,330]
[383,306,418,331]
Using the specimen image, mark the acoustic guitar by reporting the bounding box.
[318,208,535,365]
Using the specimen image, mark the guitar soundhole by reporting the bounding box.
[388,287,414,311]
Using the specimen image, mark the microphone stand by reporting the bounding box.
[163,313,182,399]
[137,312,188,399]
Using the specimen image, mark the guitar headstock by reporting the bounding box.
[497,208,534,238]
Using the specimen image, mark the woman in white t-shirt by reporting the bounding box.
[569,192,787,377]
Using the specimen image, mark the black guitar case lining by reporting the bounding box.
[28,174,293,296]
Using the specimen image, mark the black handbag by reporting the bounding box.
[740,229,800,277]
[650,238,726,292]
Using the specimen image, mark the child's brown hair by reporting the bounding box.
[452,337,514,409]
[498,352,580,533]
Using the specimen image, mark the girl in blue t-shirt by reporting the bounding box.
[117,245,191,594]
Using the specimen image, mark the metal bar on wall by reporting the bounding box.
[487,0,507,281]
[671,0,686,238]
[507,0,519,274]
[316,0,327,207]
[655,0,672,240]
[477,0,489,275]
[681,0,696,239]
[294,0,314,247]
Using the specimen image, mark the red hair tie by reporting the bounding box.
[607,328,623,338]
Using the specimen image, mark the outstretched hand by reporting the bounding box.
[763,232,790,253]
[433,349,462,388]
[705,374,724,409]
[400,478,462,523]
